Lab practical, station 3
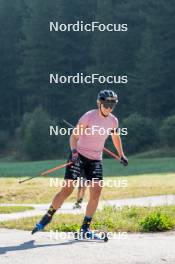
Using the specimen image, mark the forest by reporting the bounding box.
[0,0,175,160]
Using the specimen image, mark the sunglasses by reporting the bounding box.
[102,101,117,109]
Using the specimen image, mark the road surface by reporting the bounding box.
[0,228,175,264]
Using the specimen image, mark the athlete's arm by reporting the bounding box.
[111,133,128,166]
[111,133,124,157]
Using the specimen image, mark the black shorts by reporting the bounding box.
[64,153,103,181]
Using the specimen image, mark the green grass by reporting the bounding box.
[0,205,175,232]
[0,173,174,204]
[132,148,175,158]
[104,158,175,176]
[0,205,34,213]
[0,157,174,177]
[0,159,65,177]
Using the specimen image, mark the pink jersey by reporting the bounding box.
[77,109,118,160]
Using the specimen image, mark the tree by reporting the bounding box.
[129,0,175,119]
[22,107,52,160]
[121,113,156,154]
[159,115,175,147]
[0,0,26,131]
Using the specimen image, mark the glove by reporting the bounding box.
[70,149,79,164]
[120,156,128,166]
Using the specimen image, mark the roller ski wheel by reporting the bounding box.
[75,230,108,242]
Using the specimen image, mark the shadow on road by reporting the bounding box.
[0,238,104,255]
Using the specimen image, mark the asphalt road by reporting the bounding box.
[0,228,175,264]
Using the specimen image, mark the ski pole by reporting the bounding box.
[41,161,72,176]
[19,175,39,184]
[62,119,120,160]
[103,147,120,160]
[19,161,72,184]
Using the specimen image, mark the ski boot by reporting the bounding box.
[31,214,52,234]
[73,202,82,209]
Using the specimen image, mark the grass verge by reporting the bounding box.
[0,205,34,213]
[0,173,175,204]
[0,205,175,232]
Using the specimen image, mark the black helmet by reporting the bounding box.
[97,90,118,103]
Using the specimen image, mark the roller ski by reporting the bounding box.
[75,229,108,242]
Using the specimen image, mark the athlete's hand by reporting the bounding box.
[120,155,128,166]
[71,149,79,164]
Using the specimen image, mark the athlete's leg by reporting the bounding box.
[52,179,74,209]
[80,158,103,233]
[80,181,102,232]
[32,180,74,234]
[74,185,86,209]
[85,181,102,217]
[78,185,86,200]
[32,153,82,234]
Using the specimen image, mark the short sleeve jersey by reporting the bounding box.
[76,109,118,160]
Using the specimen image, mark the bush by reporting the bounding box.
[159,115,175,147]
[121,113,156,154]
[15,107,55,160]
[17,109,70,160]
[23,107,53,160]
[16,107,69,160]
[140,211,174,232]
